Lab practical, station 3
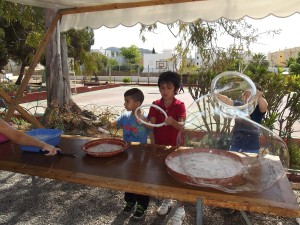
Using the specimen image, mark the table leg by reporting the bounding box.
[162,201,180,225]
[196,197,203,225]
[31,175,39,201]
[31,175,37,190]
[240,211,252,225]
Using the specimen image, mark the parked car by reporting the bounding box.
[282,68,290,75]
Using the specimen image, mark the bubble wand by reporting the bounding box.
[135,104,168,127]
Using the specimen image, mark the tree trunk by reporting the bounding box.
[15,63,26,85]
[45,8,71,107]
[61,33,72,103]
[43,9,96,134]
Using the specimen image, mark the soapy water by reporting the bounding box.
[135,71,289,192]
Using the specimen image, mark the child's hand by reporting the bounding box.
[257,90,263,98]
[165,116,175,126]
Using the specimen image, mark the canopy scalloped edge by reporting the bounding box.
[58,1,300,32]
[6,0,300,32]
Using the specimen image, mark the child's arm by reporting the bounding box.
[216,93,233,105]
[98,120,118,137]
[147,117,156,130]
[257,90,268,113]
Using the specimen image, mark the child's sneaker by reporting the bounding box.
[170,206,185,225]
[132,204,145,219]
[157,199,173,215]
[123,202,136,214]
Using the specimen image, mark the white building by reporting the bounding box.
[91,48,112,58]
[142,49,175,73]
[110,52,125,66]
[91,48,126,66]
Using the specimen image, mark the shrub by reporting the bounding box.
[122,77,131,84]
[289,140,300,169]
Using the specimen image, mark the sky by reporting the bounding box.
[92,13,300,55]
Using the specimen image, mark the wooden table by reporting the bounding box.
[0,135,299,220]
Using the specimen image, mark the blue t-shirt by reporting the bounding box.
[117,111,151,143]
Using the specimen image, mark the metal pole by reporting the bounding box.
[109,66,111,83]
[138,67,140,84]
[148,65,149,84]
[196,198,203,225]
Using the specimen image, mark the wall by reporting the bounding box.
[268,47,300,67]
[142,50,176,73]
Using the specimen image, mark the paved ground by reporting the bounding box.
[70,85,194,109]
[73,85,299,138]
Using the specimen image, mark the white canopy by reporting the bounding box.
[8,0,300,32]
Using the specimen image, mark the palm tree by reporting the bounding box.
[247,53,269,76]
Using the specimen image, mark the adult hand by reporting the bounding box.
[41,143,59,156]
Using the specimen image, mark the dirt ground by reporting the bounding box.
[0,171,299,225]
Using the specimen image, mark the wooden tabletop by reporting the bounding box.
[0,135,299,218]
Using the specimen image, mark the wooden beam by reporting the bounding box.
[0,89,43,127]
[4,11,62,123]
[59,0,203,15]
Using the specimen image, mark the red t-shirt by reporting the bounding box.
[148,98,186,146]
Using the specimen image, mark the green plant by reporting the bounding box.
[0,83,19,96]
[187,69,232,136]
[289,140,300,169]
[11,117,31,130]
[97,106,123,138]
[98,107,118,126]
[244,72,300,168]
[122,77,131,84]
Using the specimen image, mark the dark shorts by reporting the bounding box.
[230,131,260,153]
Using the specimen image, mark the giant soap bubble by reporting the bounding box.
[166,71,289,193]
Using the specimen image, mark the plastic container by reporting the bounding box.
[20,128,63,152]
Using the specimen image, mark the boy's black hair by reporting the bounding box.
[124,88,144,103]
[158,71,181,92]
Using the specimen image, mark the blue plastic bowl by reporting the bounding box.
[20,128,63,152]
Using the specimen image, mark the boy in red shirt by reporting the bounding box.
[148,71,186,225]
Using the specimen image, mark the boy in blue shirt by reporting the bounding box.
[108,88,153,219]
